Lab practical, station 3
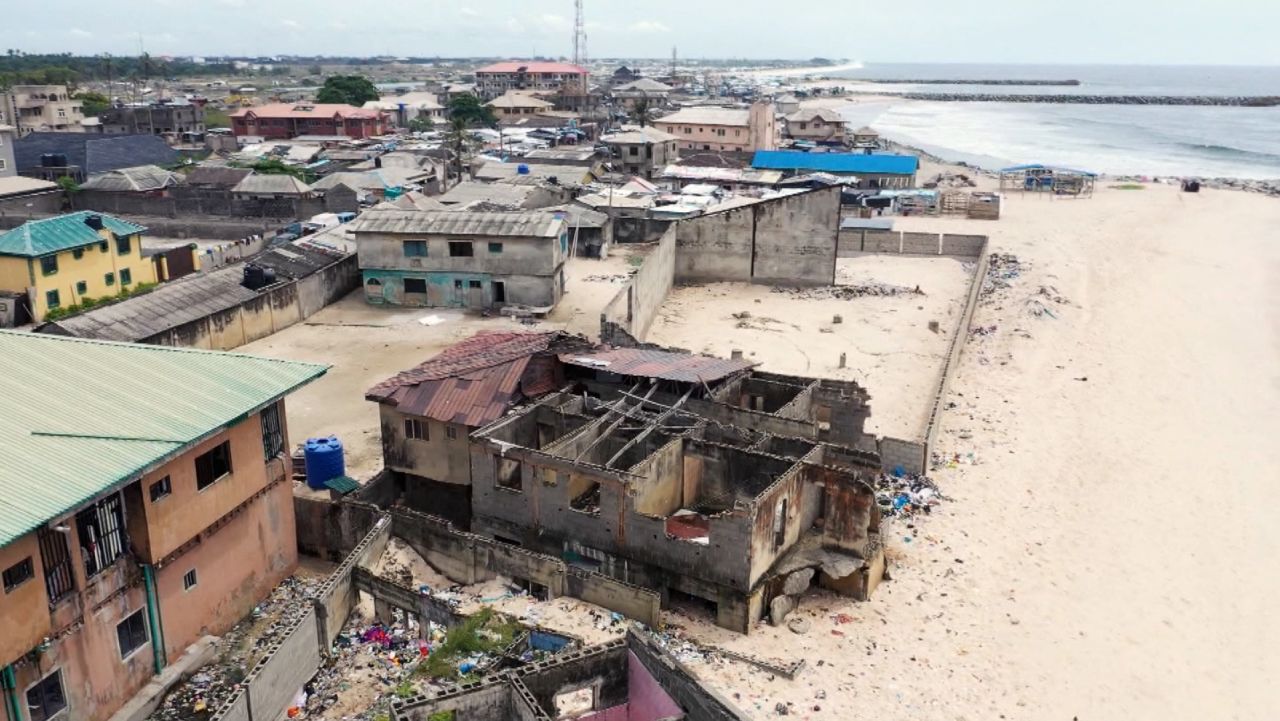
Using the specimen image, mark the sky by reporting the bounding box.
[6,0,1279,65]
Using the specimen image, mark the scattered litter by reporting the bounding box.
[417,314,446,326]
[874,472,944,518]
[772,283,922,300]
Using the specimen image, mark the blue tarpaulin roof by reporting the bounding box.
[1000,163,1097,177]
[752,151,919,175]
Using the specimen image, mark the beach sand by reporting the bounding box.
[660,180,1280,720]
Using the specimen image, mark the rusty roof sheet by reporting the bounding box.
[560,348,754,384]
[366,331,570,426]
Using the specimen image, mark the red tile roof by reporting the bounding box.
[476,62,588,75]
[366,331,571,427]
[230,103,385,120]
[559,348,754,384]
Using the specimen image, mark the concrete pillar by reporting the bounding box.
[373,598,396,626]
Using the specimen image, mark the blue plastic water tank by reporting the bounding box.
[517,164,530,175]
[303,436,345,490]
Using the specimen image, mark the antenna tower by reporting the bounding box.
[572,0,586,66]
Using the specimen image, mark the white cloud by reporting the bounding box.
[534,14,571,32]
[629,20,672,33]
[280,18,301,29]
[69,28,92,38]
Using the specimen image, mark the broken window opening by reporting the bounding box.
[496,457,523,492]
[773,497,788,551]
[569,479,601,514]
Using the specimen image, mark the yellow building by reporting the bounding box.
[0,211,157,321]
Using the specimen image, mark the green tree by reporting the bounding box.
[407,116,435,133]
[446,93,495,127]
[629,96,653,128]
[204,106,231,128]
[315,75,379,105]
[56,177,80,193]
[75,90,110,117]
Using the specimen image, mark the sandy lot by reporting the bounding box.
[663,180,1280,721]
[240,250,645,478]
[646,255,973,439]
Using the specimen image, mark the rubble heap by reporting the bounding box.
[771,283,924,300]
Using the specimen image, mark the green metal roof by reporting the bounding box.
[0,211,148,258]
[0,331,328,548]
[323,475,360,494]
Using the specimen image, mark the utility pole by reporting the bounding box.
[671,46,677,81]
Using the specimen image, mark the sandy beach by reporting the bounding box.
[657,179,1280,720]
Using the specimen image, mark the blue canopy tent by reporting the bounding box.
[999,163,1097,197]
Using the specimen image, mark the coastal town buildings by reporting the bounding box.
[474,61,590,100]
[658,102,778,154]
[0,330,325,721]
[366,331,887,633]
[0,85,85,135]
[485,92,556,118]
[98,100,207,137]
[362,92,446,127]
[752,150,920,189]
[0,212,157,322]
[0,125,15,177]
[783,107,848,145]
[602,125,680,179]
[229,103,390,140]
[352,209,570,310]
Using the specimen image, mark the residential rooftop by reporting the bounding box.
[0,211,146,257]
[349,209,567,238]
[0,331,326,547]
[752,150,920,175]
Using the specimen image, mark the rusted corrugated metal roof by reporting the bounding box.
[366,331,571,427]
[560,348,754,384]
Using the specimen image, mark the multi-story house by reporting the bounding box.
[0,125,15,178]
[658,101,778,154]
[601,125,680,179]
[783,107,848,145]
[228,103,389,140]
[474,62,589,100]
[0,212,158,321]
[0,330,325,721]
[0,86,85,135]
[352,209,570,311]
[98,100,206,137]
[362,93,446,127]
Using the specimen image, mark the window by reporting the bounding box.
[799,122,807,130]
[684,127,691,134]
[3,557,33,593]
[183,569,198,591]
[72,248,84,260]
[25,670,66,721]
[403,240,428,257]
[716,128,725,136]
[40,255,57,275]
[702,144,711,150]
[404,418,427,440]
[773,497,788,550]
[445,425,459,440]
[195,441,233,490]
[149,476,171,502]
[76,492,126,578]
[104,272,115,286]
[116,609,149,659]
[628,146,639,156]
[116,235,131,255]
[497,457,522,491]
[488,242,504,254]
[467,280,481,290]
[99,241,108,252]
[403,278,427,294]
[120,268,132,286]
[45,290,60,309]
[448,241,474,257]
[37,527,74,603]
[0,159,5,171]
[75,281,87,295]
[261,402,284,460]
[493,280,506,303]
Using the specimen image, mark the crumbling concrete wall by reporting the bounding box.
[748,187,839,285]
[293,496,384,561]
[674,187,841,286]
[311,509,391,647]
[520,641,630,715]
[600,224,676,343]
[923,242,991,463]
[392,678,516,721]
[626,630,749,721]
[243,608,320,721]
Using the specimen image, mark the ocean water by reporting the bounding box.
[829,64,1280,179]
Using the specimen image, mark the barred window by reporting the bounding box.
[37,527,74,603]
[75,492,126,578]
[261,402,284,460]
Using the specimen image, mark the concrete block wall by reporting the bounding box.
[244,607,321,721]
[941,233,987,257]
[600,225,676,342]
[626,630,750,721]
[674,204,754,282]
[208,693,250,721]
[749,187,840,285]
[901,231,942,255]
[878,437,926,475]
[924,245,990,462]
[564,568,661,627]
[312,510,391,647]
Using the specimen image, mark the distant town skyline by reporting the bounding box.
[6,0,1279,66]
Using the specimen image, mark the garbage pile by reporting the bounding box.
[583,272,635,283]
[981,253,1023,301]
[771,283,923,300]
[873,470,943,518]
[296,612,435,720]
[147,576,324,721]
